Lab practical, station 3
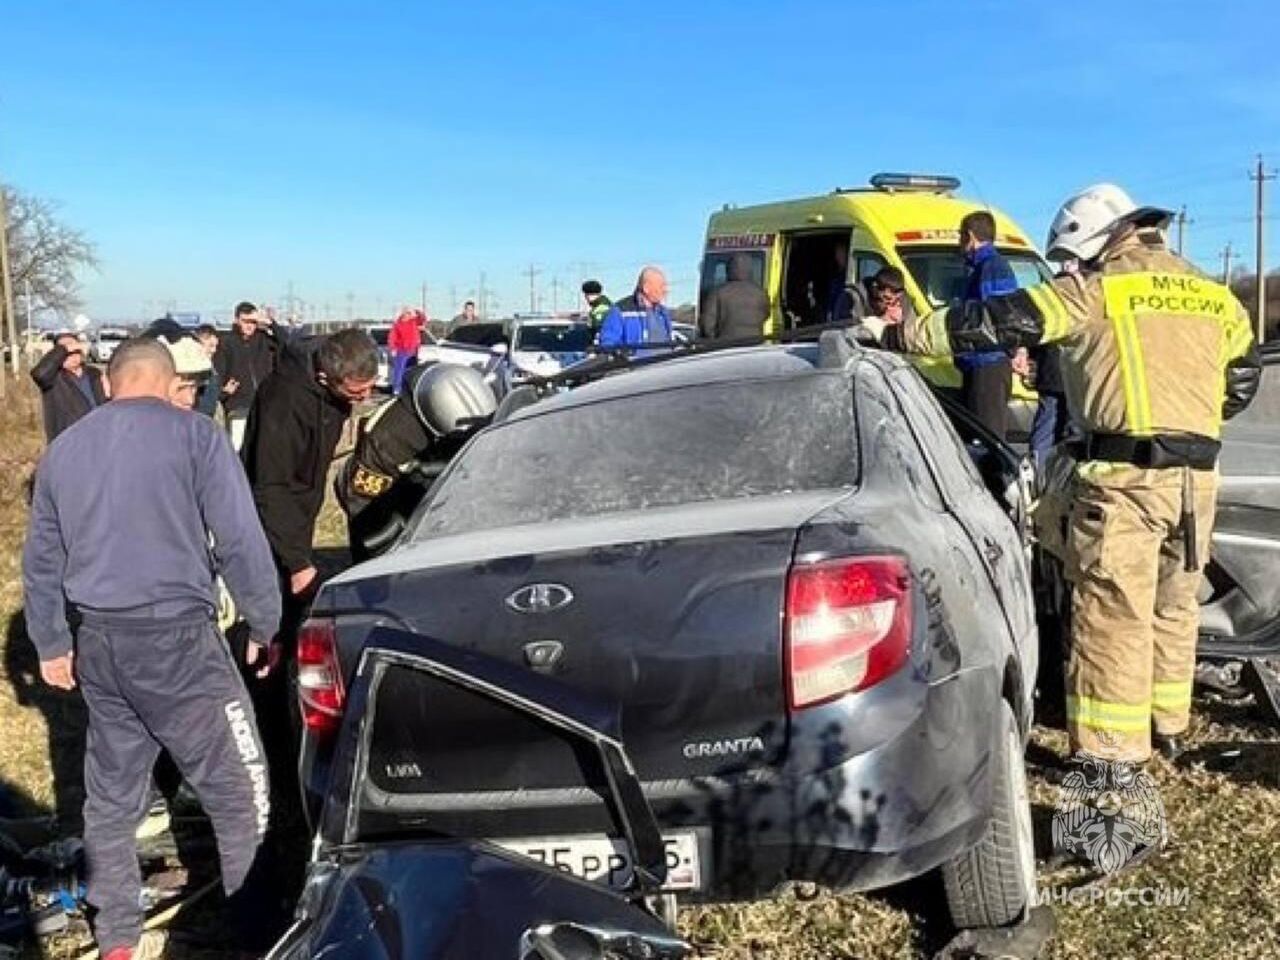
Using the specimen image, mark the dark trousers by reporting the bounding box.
[960,359,1012,441]
[1029,391,1071,469]
[76,613,269,953]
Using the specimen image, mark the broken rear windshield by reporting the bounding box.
[411,372,857,540]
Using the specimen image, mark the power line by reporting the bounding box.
[1220,242,1238,284]
[1250,155,1277,344]
[522,263,541,313]
[1175,206,1194,256]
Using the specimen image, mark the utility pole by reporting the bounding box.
[420,282,428,318]
[345,291,354,322]
[477,272,488,319]
[1251,155,1277,344]
[522,263,541,313]
[550,277,561,315]
[0,186,17,381]
[1221,242,1237,285]
[1174,206,1193,256]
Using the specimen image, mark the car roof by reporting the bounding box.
[506,344,834,422]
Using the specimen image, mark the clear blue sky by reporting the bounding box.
[3,1,1279,323]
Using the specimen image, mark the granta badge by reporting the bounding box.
[505,583,574,614]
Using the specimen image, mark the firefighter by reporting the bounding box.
[890,183,1262,763]
[336,362,497,562]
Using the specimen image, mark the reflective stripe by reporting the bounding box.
[1076,460,1123,480]
[1151,680,1193,710]
[1110,311,1153,436]
[1027,283,1071,341]
[1066,695,1151,733]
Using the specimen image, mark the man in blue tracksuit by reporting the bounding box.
[955,210,1019,439]
[598,266,673,353]
[22,338,282,959]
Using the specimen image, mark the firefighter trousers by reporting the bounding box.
[1064,463,1217,761]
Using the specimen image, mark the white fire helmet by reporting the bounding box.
[1045,184,1173,264]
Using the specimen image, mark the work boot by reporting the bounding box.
[1152,733,1185,763]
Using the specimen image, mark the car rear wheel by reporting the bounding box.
[941,700,1036,929]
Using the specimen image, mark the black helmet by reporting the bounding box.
[411,363,497,437]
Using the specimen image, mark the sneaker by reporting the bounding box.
[134,793,171,842]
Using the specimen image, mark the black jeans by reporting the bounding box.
[961,359,1013,441]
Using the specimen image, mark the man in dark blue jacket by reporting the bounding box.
[956,210,1019,438]
[22,338,282,959]
[598,266,673,352]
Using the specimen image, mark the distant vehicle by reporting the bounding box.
[418,321,510,371]
[363,324,393,391]
[299,334,1040,930]
[91,327,130,363]
[490,319,592,398]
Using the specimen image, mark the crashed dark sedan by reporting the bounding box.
[296,335,1041,929]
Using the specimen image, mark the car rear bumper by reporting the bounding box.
[299,663,1001,900]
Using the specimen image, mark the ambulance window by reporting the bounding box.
[898,247,1052,307]
[1009,257,1054,289]
[700,250,767,296]
[854,253,888,283]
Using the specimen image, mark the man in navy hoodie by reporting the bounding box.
[955,210,1019,439]
[23,338,281,958]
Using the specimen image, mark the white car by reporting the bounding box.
[417,321,510,371]
[91,328,130,363]
[489,318,592,398]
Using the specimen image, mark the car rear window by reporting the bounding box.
[351,660,615,841]
[448,323,508,347]
[515,324,592,352]
[411,372,856,540]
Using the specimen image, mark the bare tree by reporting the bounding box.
[2,183,99,318]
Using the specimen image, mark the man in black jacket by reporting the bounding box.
[213,301,281,451]
[242,328,379,605]
[30,333,109,441]
[699,253,769,340]
[239,328,377,922]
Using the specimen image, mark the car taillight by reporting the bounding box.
[297,617,345,736]
[784,555,912,710]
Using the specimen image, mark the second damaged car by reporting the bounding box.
[270,630,690,959]
[298,334,1042,930]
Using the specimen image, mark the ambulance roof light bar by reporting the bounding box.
[867,172,962,194]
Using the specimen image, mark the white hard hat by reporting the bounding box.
[165,336,212,378]
[1045,183,1172,263]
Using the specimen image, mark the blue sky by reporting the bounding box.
[3,1,1279,322]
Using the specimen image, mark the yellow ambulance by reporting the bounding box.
[700,173,1051,399]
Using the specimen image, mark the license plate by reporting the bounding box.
[494,832,702,891]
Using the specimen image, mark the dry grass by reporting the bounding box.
[2,374,1279,958]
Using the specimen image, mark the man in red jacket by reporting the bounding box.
[387,308,424,395]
